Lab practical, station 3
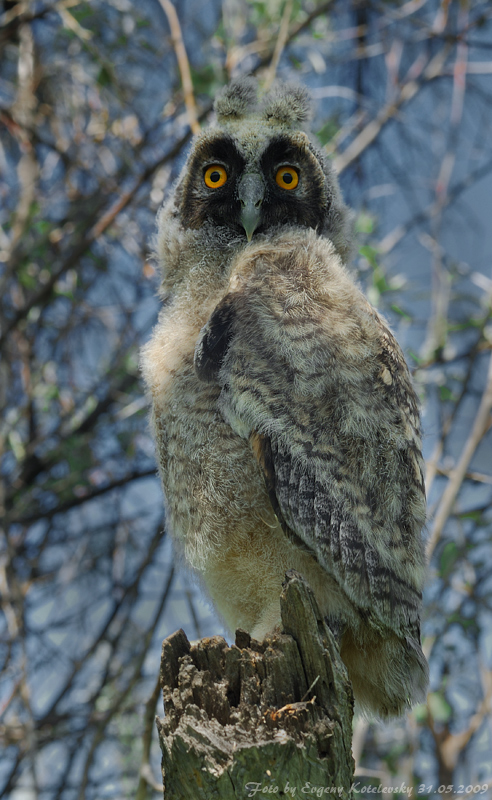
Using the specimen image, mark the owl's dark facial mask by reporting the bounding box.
[258,135,327,233]
[178,132,328,239]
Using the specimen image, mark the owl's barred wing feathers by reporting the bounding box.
[194,229,427,646]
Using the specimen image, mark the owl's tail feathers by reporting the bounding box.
[340,627,429,719]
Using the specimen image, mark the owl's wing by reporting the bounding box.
[194,265,426,641]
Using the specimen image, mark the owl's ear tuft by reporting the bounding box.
[262,83,312,127]
[214,77,259,121]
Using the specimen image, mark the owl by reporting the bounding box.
[141,78,428,718]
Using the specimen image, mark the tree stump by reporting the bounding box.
[157,571,355,799]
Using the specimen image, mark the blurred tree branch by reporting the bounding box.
[427,349,492,559]
[157,0,200,134]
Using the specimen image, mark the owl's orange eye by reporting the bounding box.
[275,166,299,190]
[204,165,228,188]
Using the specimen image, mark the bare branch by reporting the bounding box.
[335,45,451,174]
[427,350,492,559]
[157,0,200,135]
[264,0,294,90]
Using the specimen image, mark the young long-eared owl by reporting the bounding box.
[141,78,428,718]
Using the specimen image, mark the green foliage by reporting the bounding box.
[389,304,412,320]
[191,64,226,97]
[440,541,459,579]
[355,212,375,235]
[427,691,452,724]
[97,65,113,87]
[359,244,379,269]
[316,118,339,146]
[70,2,93,24]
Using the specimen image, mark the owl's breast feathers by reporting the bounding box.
[194,228,427,643]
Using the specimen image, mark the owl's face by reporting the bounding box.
[165,80,353,269]
[176,127,329,242]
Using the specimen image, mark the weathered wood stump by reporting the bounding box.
[157,571,354,799]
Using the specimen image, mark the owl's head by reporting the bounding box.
[173,79,353,263]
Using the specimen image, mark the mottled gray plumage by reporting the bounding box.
[141,79,428,718]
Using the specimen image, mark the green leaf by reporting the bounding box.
[428,691,452,723]
[97,66,112,87]
[70,3,92,23]
[19,271,37,290]
[413,702,428,724]
[447,613,478,632]
[33,220,51,234]
[355,212,374,234]
[190,64,225,97]
[439,385,454,401]
[359,244,378,268]
[440,541,458,579]
[408,350,424,365]
[390,304,412,321]
[376,270,390,293]
[457,509,484,522]
[316,120,338,146]
[448,318,483,331]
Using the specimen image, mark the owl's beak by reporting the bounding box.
[238,173,264,242]
[241,205,261,242]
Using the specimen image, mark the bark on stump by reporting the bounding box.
[157,571,355,799]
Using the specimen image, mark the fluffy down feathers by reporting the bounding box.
[141,78,428,718]
[193,229,428,715]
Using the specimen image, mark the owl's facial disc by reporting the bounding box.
[179,132,327,239]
